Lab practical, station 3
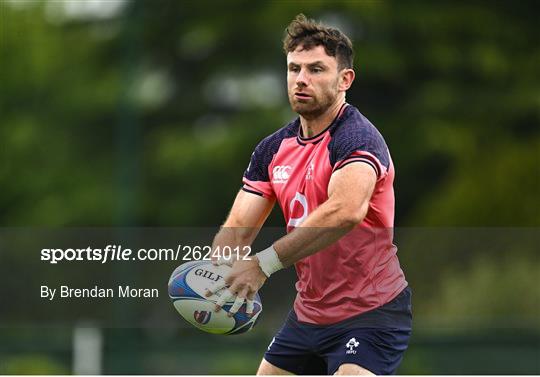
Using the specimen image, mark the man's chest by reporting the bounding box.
[269,139,333,209]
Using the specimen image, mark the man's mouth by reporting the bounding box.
[294,92,312,100]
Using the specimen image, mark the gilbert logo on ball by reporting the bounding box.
[168,261,263,335]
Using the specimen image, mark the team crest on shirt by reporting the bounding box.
[305,162,314,181]
[272,165,292,184]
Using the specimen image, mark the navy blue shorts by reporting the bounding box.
[264,287,412,375]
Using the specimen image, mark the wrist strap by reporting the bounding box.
[256,245,283,278]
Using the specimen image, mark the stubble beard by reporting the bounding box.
[289,82,339,120]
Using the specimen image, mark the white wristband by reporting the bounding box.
[256,245,284,278]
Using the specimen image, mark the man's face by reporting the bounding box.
[287,45,341,119]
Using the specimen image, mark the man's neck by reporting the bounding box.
[300,99,346,138]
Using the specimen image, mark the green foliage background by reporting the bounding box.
[0,0,538,374]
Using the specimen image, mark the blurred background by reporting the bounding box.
[1,0,539,374]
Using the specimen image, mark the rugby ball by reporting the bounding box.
[168,260,262,335]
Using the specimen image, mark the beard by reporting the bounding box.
[288,80,339,120]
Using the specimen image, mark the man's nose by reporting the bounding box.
[296,68,309,87]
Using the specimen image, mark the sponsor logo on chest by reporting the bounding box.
[272,165,292,184]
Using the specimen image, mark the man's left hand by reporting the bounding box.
[205,257,267,317]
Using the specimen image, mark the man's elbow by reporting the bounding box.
[334,203,369,228]
[342,211,367,227]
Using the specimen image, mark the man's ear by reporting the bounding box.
[338,69,355,91]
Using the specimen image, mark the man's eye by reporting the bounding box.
[311,67,323,73]
[290,67,300,72]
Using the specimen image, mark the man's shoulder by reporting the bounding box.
[329,105,390,169]
[255,118,299,153]
[332,105,383,138]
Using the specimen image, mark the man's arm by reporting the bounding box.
[212,190,275,256]
[273,161,376,267]
[209,162,377,312]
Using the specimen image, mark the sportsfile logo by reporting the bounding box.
[345,338,360,354]
[273,165,292,183]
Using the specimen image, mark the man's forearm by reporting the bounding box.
[272,199,365,267]
[212,227,260,256]
[273,226,351,267]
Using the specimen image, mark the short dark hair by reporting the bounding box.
[283,14,354,70]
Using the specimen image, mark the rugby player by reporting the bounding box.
[207,14,412,375]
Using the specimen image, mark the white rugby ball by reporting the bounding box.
[168,260,262,335]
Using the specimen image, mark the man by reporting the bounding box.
[206,14,412,375]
